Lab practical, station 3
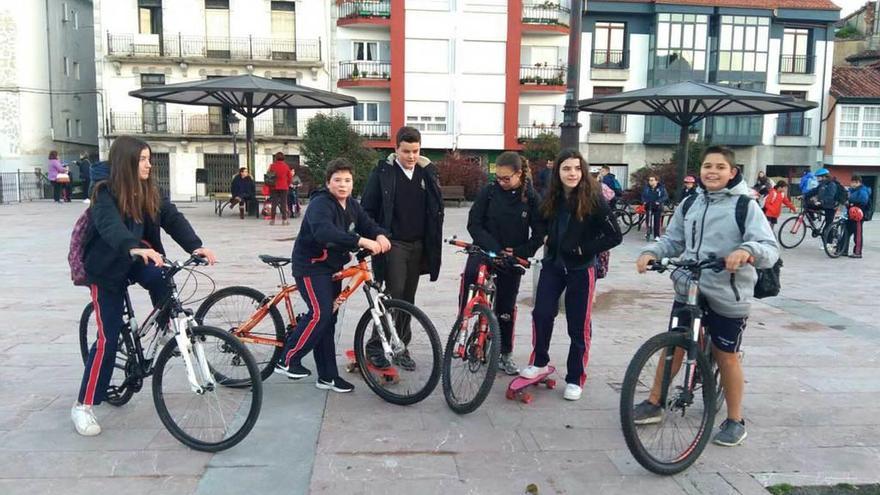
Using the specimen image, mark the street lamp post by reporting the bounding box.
[228,113,241,159]
[560,0,584,150]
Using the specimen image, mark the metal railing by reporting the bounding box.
[0,171,50,203]
[776,117,811,137]
[522,1,571,27]
[779,54,814,74]
[351,121,391,140]
[339,61,391,80]
[518,125,561,140]
[592,49,627,69]
[708,115,764,145]
[109,111,310,137]
[519,65,567,85]
[589,114,626,134]
[338,0,391,19]
[106,33,321,62]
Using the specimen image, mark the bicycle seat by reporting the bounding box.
[258,254,291,267]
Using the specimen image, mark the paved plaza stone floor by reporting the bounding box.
[1,200,879,495]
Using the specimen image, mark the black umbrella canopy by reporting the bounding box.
[578,81,817,127]
[129,74,357,117]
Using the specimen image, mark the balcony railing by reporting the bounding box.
[519,65,566,86]
[338,0,391,20]
[109,111,310,137]
[589,114,626,134]
[780,55,814,74]
[351,121,391,140]
[339,61,391,80]
[776,117,811,137]
[518,125,561,141]
[522,1,570,28]
[106,33,321,62]
[592,49,628,69]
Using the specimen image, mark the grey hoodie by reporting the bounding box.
[641,176,779,318]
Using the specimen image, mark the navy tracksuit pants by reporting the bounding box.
[280,274,342,381]
[530,262,597,387]
[844,218,864,256]
[78,262,168,406]
[457,253,522,355]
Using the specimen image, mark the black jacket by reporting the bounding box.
[361,154,444,281]
[467,183,546,258]
[231,175,256,199]
[545,197,622,270]
[292,189,388,276]
[84,186,202,289]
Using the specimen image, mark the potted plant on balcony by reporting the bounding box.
[382,71,389,80]
[351,65,360,80]
[371,70,379,78]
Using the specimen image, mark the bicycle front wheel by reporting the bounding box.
[152,325,262,452]
[352,299,441,406]
[823,220,847,259]
[619,332,716,475]
[442,304,501,415]
[778,216,807,249]
[195,286,286,383]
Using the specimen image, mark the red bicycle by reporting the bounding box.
[442,237,530,414]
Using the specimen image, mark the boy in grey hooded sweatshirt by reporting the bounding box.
[634,145,779,447]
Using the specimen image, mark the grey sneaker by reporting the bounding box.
[713,418,747,446]
[632,400,663,425]
[499,353,519,375]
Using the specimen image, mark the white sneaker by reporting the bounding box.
[520,365,548,380]
[563,383,582,401]
[82,198,90,204]
[71,403,101,436]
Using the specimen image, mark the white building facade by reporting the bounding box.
[0,0,98,173]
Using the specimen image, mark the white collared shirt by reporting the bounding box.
[396,160,415,180]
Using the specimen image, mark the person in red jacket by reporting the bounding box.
[763,180,796,226]
[267,152,293,225]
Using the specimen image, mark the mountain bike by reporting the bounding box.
[78,255,262,452]
[194,249,442,406]
[442,237,530,414]
[777,206,831,249]
[821,213,849,259]
[620,256,728,475]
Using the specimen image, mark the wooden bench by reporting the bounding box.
[441,185,466,207]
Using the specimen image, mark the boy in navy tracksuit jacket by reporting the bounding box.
[641,176,668,239]
[844,175,871,258]
[275,159,390,393]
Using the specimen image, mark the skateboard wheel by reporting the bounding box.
[545,379,556,389]
[521,393,533,404]
[505,389,515,400]
[345,363,357,373]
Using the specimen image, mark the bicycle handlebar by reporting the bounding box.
[444,236,531,269]
[647,256,726,274]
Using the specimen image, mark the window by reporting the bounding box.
[654,13,708,71]
[354,102,379,122]
[781,28,811,74]
[593,22,626,68]
[205,0,230,58]
[406,102,448,133]
[66,119,72,138]
[63,56,69,76]
[76,120,82,138]
[590,87,624,133]
[778,91,807,136]
[141,74,167,133]
[271,1,296,59]
[74,11,79,29]
[354,41,378,61]
[717,15,770,72]
[838,105,880,148]
[138,0,162,35]
[73,62,80,80]
[273,78,298,135]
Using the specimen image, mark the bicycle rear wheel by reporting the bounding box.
[778,216,807,249]
[195,286,286,383]
[442,304,501,414]
[78,302,134,406]
[619,332,716,475]
[152,325,262,452]
[614,210,634,236]
[352,299,441,406]
[823,220,847,259]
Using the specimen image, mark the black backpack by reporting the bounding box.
[681,194,782,299]
[264,170,277,187]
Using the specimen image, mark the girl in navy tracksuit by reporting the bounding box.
[521,149,622,401]
[642,176,668,239]
[462,151,546,375]
[274,159,390,393]
[73,136,216,436]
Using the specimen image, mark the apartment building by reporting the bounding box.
[0,0,97,172]
[578,0,840,189]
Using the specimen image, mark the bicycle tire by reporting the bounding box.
[823,220,847,259]
[778,216,807,249]
[352,298,441,406]
[620,332,716,475]
[441,304,501,415]
[195,286,286,384]
[615,210,634,236]
[152,325,262,452]
[78,302,135,406]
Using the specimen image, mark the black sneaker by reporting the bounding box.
[368,352,392,370]
[316,376,355,393]
[632,400,663,425]
[392,349,416,371]
[273,361,312,380]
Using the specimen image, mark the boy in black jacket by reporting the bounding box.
[275,159,391,393]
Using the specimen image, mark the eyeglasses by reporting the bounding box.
[496,174,515,183]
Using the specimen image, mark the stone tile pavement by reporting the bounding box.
[1,200,878,495]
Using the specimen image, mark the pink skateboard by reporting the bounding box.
[506,366,557,404]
